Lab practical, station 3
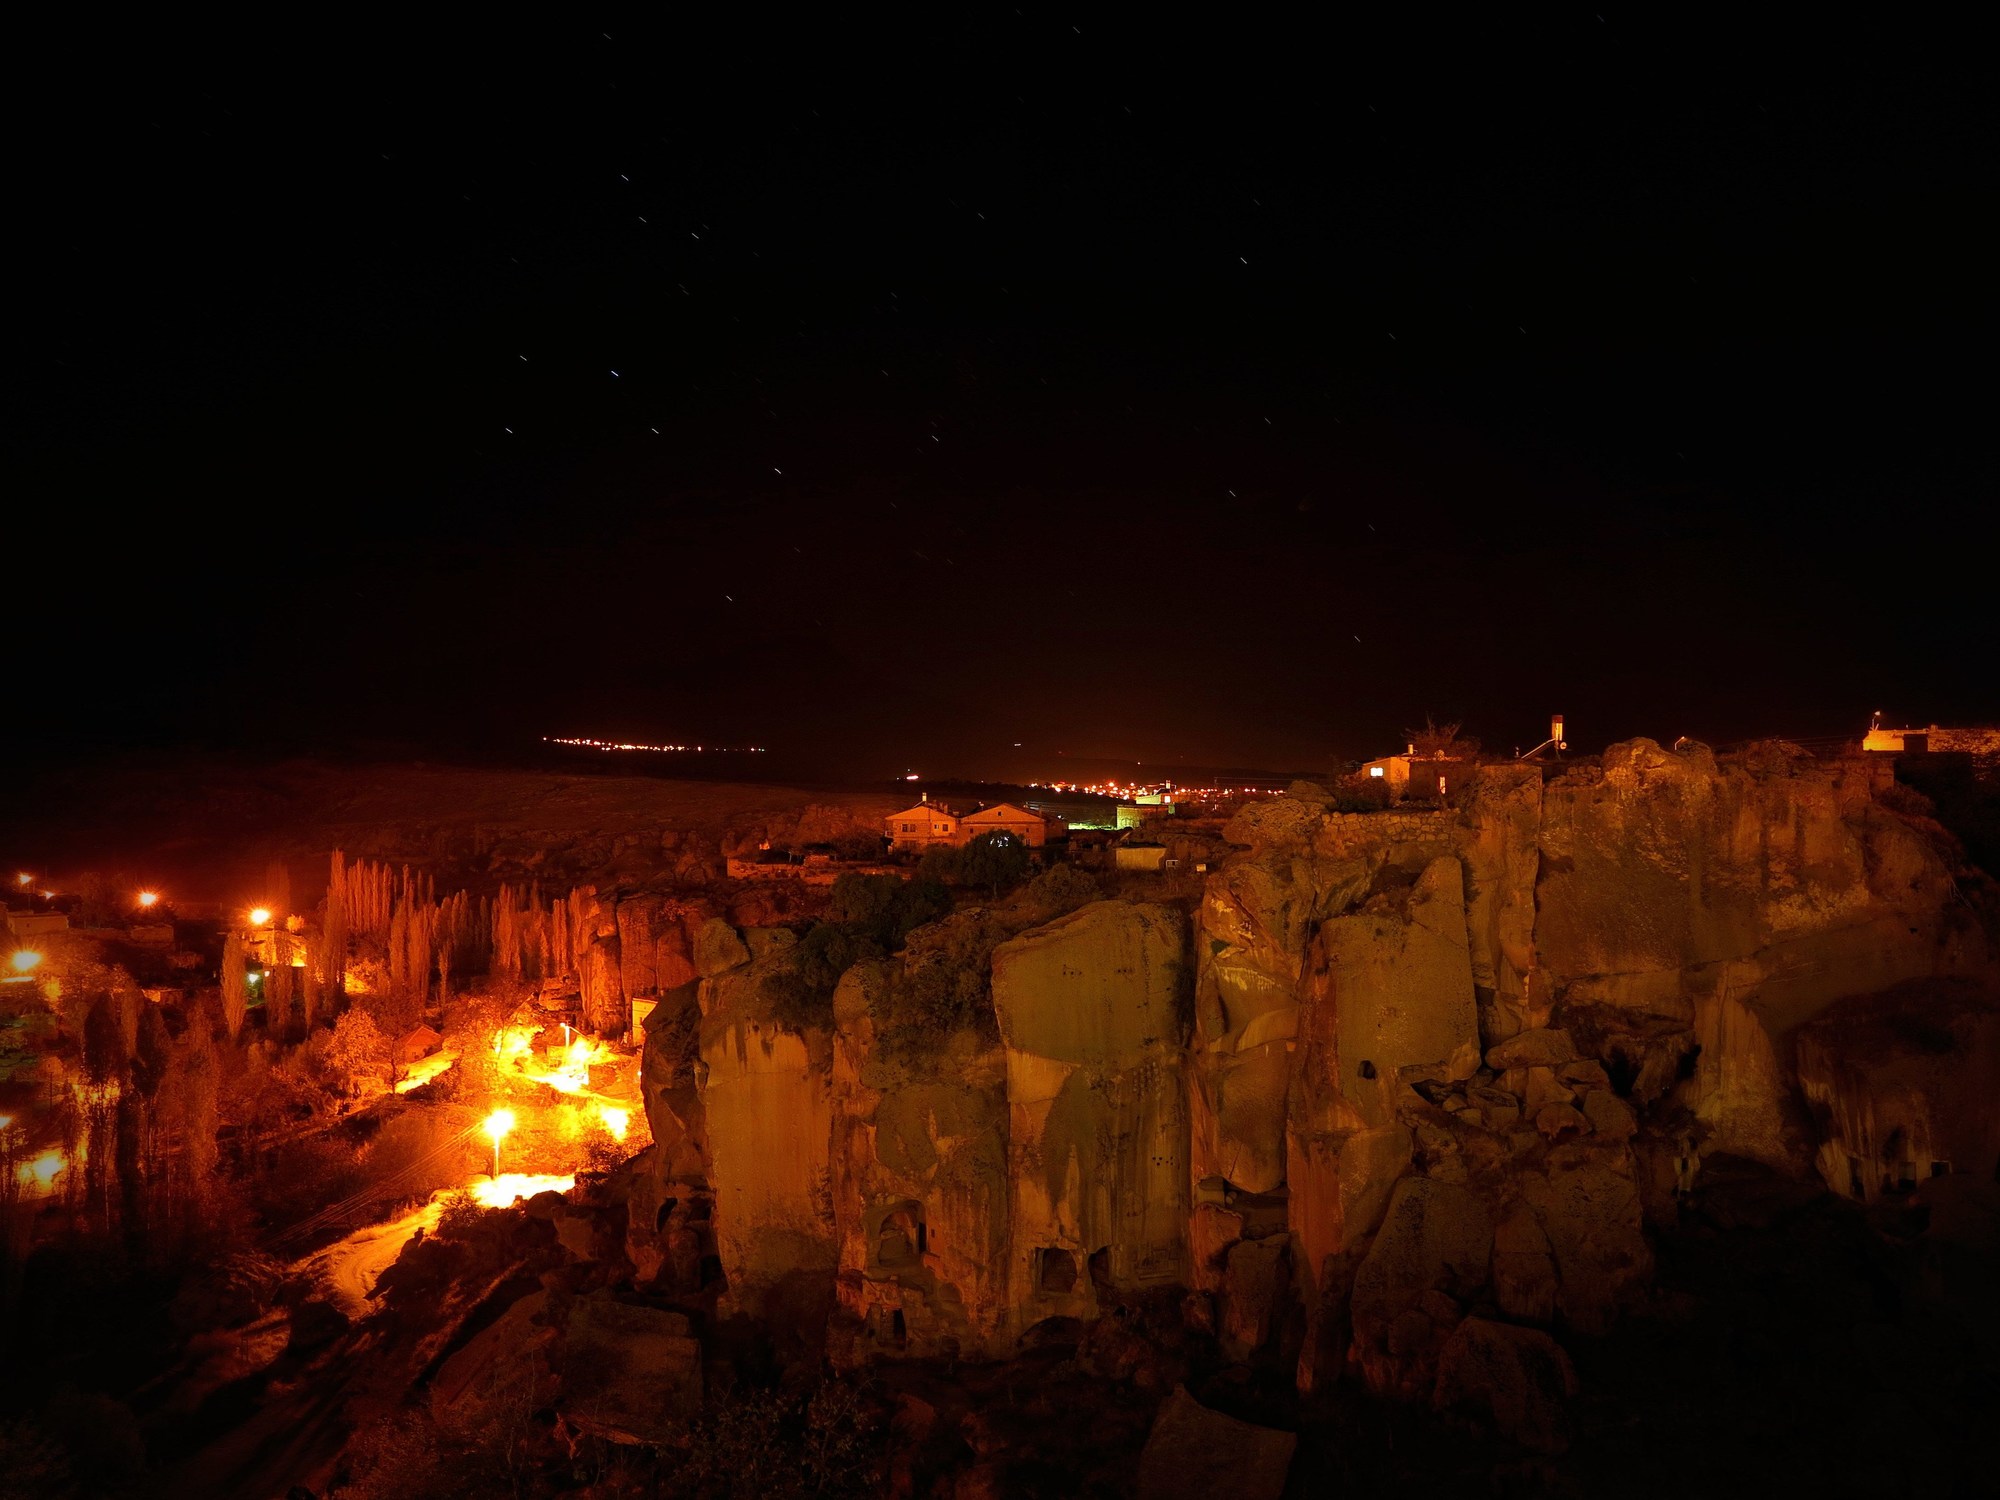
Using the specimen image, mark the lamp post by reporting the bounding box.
[483,1108,515,1179]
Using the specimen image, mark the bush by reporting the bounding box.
[922,833,1032,897]
[761,923,883,1033]
[434,1187,493,1240]
[664,1380,883,1500]
[876,912,1011,1049]
[826,874,950,948]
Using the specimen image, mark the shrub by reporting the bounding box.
[434,1187,492,1241]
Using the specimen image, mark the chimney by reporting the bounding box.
[1551,714,1566,749]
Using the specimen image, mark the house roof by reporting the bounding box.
[887,800,972,822]
[961,801,1044,823]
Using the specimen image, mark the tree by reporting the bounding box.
[324,1007,389,1096]
[1405,716,1480,760]
[953,832,1032,898]
[827,873,949,948]
[221,931,249,1043]
[761,923,883,1032]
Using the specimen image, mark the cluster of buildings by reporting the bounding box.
[884,795,1063,851]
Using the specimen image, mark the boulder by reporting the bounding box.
[1135,1386,1296,1500]
[1535,1102,1590,1140]
[1581,1089,1638,1141]
[1222,796,1324,850]
[1490,1206,1558,1325]
[557,1296,702,1444]
[1350,1178,1493,1396]
[1218,1234,1290,1363]
[1486,1027,1579,1070]
[693,917,750,977]
[1521,1142,1652,1335]
[1432,1317,1578,1453]
[433,1290,553,1411]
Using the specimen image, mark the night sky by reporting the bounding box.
[13,14,1994,782]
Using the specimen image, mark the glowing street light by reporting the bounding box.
[248,907,273,927]
[137,891,160,908]
[483,1108,516,1178]
[10,951,42,974]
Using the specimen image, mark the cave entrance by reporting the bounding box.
[1088,1247,1113,1291]
[1037,1248,1079,1294]
[877,1204,925,1269]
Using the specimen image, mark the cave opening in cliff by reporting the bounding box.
[1089,1247,1113,1291]
[877,1204,924,1269]
[1037,1248,1079,1294]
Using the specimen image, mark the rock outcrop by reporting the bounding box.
[992,901,1191,1334]
[1794,978,2000,1202]
[616,742,1993,1420]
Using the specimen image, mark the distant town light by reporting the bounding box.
[14,873,30,887]
[9,951,42,974]
[137,891,160,908]
[248,907,272,927]
[905,773,920,781]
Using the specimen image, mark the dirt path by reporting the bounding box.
[297,1195,446,1319]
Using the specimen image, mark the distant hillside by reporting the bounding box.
[3,757,902,906]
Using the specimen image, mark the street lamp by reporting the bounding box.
[9,951,41,974]
[483,1108,516,1178]
[137,891,160,909]
[248,907,273,927]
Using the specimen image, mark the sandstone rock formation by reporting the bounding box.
[991,901,1190,1335]
[610,741,1993,1423]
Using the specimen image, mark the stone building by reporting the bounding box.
[885,797,1059,850]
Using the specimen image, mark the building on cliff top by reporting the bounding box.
[1862,717,2000,758]
[1359,751,1472,799]
[885,796,1062,850]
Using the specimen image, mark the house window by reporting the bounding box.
[1369,766,1385,778]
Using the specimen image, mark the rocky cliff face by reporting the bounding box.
[618,741,1996,1416]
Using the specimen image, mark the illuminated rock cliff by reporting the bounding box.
[619,740,1996,1411]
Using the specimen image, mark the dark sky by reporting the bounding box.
[12,14,1994,780]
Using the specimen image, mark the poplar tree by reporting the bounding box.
[221,931,248,1043]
